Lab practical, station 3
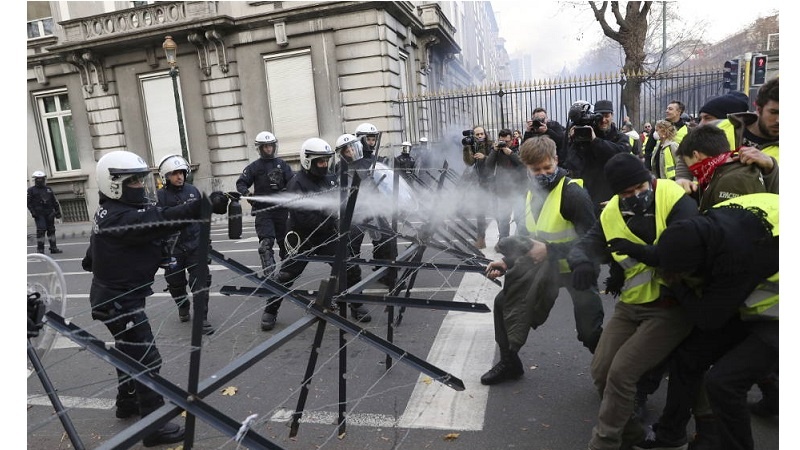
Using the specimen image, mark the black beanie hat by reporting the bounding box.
[699,92,750,120]
[604,153,651,194]
[656,218,708,274]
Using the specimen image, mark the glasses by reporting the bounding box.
[475,133,485,136]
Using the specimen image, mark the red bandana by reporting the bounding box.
[688,152,734,190]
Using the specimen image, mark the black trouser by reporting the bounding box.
[91,284,164,416]
[34,213,57,249]
[350,220,397,283]
[654,320,778,450]
[254,210,289,261]
[164,247,210,317]
[267,230,361,315]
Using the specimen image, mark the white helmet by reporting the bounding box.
[96,151,157,205]
[157,154,190,182]
[401,141,412,155]
[31,170,46,179]
[254,131,278,159]
[354,122,379,137]
[299,138,334,175]
[335,133,363,163]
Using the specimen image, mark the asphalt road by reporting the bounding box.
[26,218,779,450]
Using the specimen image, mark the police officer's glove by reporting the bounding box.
[31,214,37,220]
[608,238,659,266]
[209,191,229,214]
[55,212,62,219]
[226,191,242,201]
[571,262,597,291]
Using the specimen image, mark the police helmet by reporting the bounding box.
[96,151,157,205]
[299,138,334,175]
[157,154,190,183]
[335,133,363,162]
[254,131,278,159]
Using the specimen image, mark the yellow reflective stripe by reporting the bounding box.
[536,228,578,242]
[622,269,655,291]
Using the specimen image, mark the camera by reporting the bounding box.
[568,101,603,143]
[461,129,475,146]
[531,119,543,129]
[496,141,508,149]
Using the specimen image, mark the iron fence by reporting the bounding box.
[398,68,727,144]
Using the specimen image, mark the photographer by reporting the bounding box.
[485,129,527,239]
[522,107,567,164]
[562,100,631,215]
[462,125,493,249]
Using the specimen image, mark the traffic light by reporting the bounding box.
[751,54,768,86]
[723,59,740,91]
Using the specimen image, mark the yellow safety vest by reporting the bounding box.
[652,142,676,180]
[674,124,688,144]
[715,119,780,164]
[600,179,686,304]
[714,193,779,320]
[525,177,583,273]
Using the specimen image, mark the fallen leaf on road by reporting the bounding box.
[443,433,460,441]
[220,386,238,396]
[421,376,433,385]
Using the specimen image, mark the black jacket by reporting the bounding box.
[156,182,202,252]
[27,185,61,217]
[86,195,200,311]
[662,206,779,331]
[485,144,526,194]
[236,157,294,214]
[522,120,567,163]
[286,169,338,238]
[563,123,632,209]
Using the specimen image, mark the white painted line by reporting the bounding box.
[397,226,501,431]
[27,394,115,411]
[270,408,398,427]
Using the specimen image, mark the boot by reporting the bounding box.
[170,288,191,322]
[480,351,523,385]
[142,421,185,447]
[36,244,45,253]
[201,309,215,335]
[48,237,62,254]
[115,388,139,419]
[473,237,486,249]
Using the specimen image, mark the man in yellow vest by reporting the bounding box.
[568,153,699,450]
[481,136,604,385]
[643,100,688,172]
[633,193,778,450]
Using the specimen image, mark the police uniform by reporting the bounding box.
[27,175,62,253]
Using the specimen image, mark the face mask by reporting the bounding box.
[121,185,147,205]
[34,178,46,187]
[533,170,560,190]
[620,186,654,215]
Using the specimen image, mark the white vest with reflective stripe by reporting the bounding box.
[600,179,686,304]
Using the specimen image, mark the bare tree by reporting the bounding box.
[589,1,652,130]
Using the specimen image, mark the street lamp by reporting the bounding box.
[162,36,190,169]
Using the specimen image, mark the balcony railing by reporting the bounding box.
[59,2,218,43]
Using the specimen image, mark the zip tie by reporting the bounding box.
[234,413,259,443]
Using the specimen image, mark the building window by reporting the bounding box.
[35,90,80,173]
[263,49,319,154]
[399,51,416,141]
[140,71,189,166]
[27,1,54,39]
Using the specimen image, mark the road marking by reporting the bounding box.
[270,408,398,427]
[27,394,115,411]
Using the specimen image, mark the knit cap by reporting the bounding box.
[699,92,750,119]
[604,153,651,194]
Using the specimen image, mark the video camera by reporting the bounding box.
[569,101,603,143]
[461,129,475,147]
[496,141,508,149]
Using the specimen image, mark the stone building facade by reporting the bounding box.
[26,1,510,222]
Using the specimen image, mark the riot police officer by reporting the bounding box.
[394,141,416,177]
[27,170,62,254]
[355,122,382,160]
[236,131,294,278]
[262,138,369,330]
[156,154,214,334]
[84,150,210,447]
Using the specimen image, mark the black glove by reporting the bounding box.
[608,238,659,266]
[209,191,229,214]
[227,191,243,201]
[55,212,62,219]
[571,262,597,291]
[31,214,37,220]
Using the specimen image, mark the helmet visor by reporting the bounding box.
[121,172,158,205]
